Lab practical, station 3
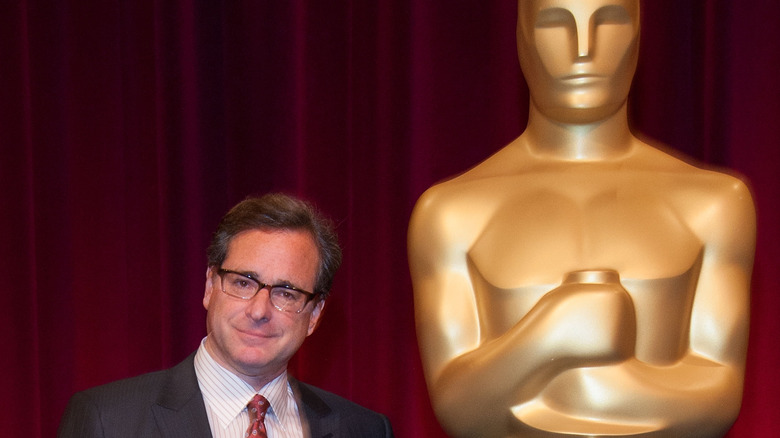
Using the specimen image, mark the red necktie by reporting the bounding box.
[246,394,270,438]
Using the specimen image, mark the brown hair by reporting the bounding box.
[207,193,342,299]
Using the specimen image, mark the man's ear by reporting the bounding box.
[307,299,326,336]
[203,267,215,310]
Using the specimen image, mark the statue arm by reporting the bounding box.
[635,179,755,431]
[409,191,547,435]
[687,179,755,369]
[408,190,635,436]
[532,179,756,437]
[647,178,756,432]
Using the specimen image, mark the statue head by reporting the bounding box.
[516,0,641,124]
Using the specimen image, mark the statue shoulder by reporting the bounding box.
[671,160,754,209]
[410,180,478,234]
[409,177,498,259]
[635,142,755,210]
[411,142,522,221]
[670,166,756,252]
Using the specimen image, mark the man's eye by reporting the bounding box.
[228,274,255,289]
[273,288,299,301]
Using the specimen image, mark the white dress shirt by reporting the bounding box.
[194,338,305,438]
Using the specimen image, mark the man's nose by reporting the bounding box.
[246,287,274,320]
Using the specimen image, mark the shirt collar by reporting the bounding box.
[194,337,297,430]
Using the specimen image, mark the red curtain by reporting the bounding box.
[2,1,778,436]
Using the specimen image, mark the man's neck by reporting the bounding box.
[203,335,285,391]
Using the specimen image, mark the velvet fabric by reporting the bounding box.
[1,1,778,436]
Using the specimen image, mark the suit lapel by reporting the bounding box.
[290,377,335,438]
[151,353,213,438]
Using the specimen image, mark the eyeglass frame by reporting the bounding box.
[215,268,320,313]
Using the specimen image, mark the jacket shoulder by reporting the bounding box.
[57,353,207,438]
[294,379,394,437]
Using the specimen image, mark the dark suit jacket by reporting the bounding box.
[57,353,394,438]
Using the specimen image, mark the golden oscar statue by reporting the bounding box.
[408,0,756,437]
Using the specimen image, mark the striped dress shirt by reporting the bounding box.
[194,338,305,438]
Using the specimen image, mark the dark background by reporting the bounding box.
[1,1,778,436]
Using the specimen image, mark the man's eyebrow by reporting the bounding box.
[273,278,303,289]
[229,269,260,280]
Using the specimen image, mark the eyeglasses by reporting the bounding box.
[216,268,319,313]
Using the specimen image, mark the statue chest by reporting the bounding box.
[465,184,703,361]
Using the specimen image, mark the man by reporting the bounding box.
[58,193,394,438]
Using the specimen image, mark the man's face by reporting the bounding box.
[203,228,323,384]
[517,0,640,123]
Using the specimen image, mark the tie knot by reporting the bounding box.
[247,394,270,422]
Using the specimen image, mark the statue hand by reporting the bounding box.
[536,271,637,365]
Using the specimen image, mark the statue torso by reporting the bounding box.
[438,156,726,364]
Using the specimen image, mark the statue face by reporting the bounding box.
[517,0,640,123]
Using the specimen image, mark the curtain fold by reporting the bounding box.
[1,1,778,436]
